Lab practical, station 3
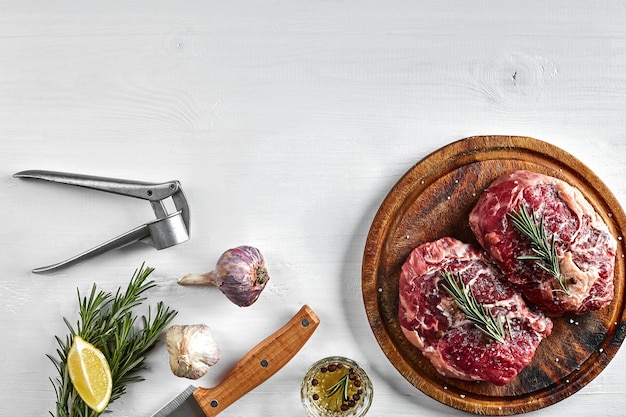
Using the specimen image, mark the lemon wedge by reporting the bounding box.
[67,335,113,413]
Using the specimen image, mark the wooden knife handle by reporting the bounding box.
[193,305,320,416]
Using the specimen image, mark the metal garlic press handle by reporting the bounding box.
[32,223,151,274]
[14,170,191,274]
[14,170,180,200]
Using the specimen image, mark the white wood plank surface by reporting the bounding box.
[2,1,626,416]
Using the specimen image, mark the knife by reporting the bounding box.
[151,304,320,417]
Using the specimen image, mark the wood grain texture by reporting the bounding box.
[362,136,626,415]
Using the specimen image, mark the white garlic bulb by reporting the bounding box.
[165,324,220,380]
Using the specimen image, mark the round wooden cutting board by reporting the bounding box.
[362,136,626,415]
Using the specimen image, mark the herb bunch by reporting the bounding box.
[48,264,178,417]
[441,271,506,343]
[508,205,570,295]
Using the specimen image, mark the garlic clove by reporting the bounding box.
[165,324,220,380]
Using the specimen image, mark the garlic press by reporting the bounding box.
[14,170,191,274]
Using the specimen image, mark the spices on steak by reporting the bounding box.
[398,237,553,386]
[469,170,616,316]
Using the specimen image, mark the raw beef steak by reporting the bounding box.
[469,170,616,316]
[398,237,553,386]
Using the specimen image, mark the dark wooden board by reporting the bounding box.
[362,136,626,415]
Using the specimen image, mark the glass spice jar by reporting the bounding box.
[300,356,373,417]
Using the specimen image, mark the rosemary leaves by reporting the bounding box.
[48,264,178,417]
[508,205,570,295]
[326,368,351,408]
[441,271,506,343]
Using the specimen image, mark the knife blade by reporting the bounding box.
[151,304,320,417]
[151,385,204,417]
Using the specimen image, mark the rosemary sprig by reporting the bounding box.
[441,271,505,343]
[508,205,570,295]
[326,370,350,407]
[47,264,178,417]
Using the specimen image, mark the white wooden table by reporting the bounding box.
[2,1,626,416]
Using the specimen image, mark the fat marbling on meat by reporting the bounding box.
[398,237,553,386]
[469,170,616,316]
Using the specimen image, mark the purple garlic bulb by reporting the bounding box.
[179,246,270,307]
